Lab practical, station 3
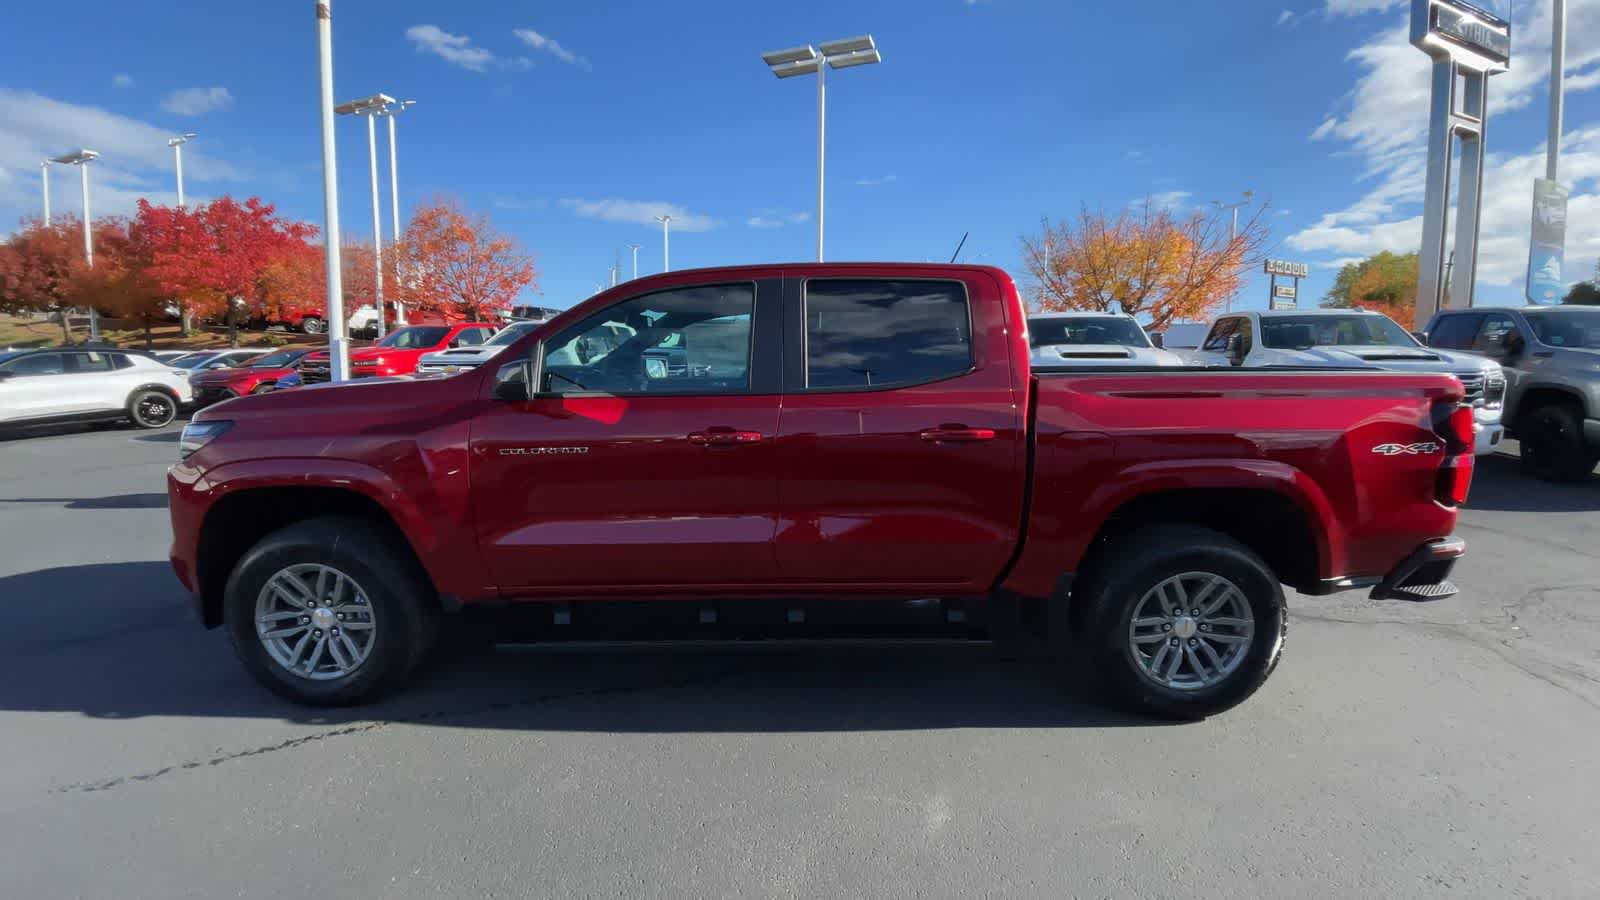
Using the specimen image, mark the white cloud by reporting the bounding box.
[1290,2,1600,290]
[0,90,236,224]
[111,74,134,89]
[560,197,719,232]
[406,24,496,72]
[1323,0,1403,15]
[513,29,589,69]
[746,210,810,229]
[1277,10,1296,26]
[855,174,897,186]
[1145,190,1192,210]
[161,87,233,117]
[1291,127,1600,287]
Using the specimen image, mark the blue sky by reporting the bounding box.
[1,0,1596,314]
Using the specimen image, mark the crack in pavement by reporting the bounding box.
[49,663,750,796]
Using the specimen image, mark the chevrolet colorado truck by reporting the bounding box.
[168,263,1472,718]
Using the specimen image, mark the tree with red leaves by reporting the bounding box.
[0,218,87,342]
[395,197,537,322]
[132,196,317,343]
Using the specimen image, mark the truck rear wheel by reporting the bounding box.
[1078,526,1286,720]
[300,316,326,335]
[222,516,435,706]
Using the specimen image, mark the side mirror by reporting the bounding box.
[1225,333,1246,367]
[1411,330,1429,346]
[1150,332,1165,349]
[492,359,531,402]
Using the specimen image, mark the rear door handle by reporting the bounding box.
[688,428,763,447]
[920,426,996,443]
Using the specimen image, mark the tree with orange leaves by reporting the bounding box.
[395,197,537,322]
[1020,200,1268,330]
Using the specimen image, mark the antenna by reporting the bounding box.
[949,232,969,263]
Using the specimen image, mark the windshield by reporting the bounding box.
[1027,316,1150,348]
[1525,309,1600,349]
[487,321,539,347]
[0,351,23,366]
[378,326,449,349]
[250,350,304,368]
[1260,315,1418,350]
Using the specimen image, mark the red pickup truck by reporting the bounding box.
[295,322,498,383]
[168,264,1471,717]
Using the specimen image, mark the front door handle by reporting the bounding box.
[920,425,997,443]
[688,428,763,447]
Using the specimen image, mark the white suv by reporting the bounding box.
[0,348,193,430]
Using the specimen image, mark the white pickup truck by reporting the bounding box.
[1184,308,1506,455]
[1027,311,1185,367]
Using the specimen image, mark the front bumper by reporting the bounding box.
[1584,417,1600,450]
[1370,536,1464,601]
[1474,421,1504,456]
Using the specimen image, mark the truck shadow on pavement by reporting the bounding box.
[1461,455,1600,513]
[0,561,1150,732]
[0,493,168,509]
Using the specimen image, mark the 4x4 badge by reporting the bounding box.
[1371,442,1442,456]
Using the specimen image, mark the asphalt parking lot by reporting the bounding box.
[1,423,1597,899]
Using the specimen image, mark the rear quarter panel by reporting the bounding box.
[1001,370,1465,598]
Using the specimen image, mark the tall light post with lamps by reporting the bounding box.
[1210,190,1253,312]
[336,92,395,338]
[168,133,197,207]
[313,0,350,381]
[762,35,881,262]
[51,149,101,340]
[374,98,415,324]
[628,243,640,280]
[40,161,51,223]
[655,215,672,272]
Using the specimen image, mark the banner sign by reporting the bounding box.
[1526,178,1568,305]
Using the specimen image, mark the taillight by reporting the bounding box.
[1431,402,1475,506]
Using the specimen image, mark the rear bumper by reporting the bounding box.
[1369,536,1465,601]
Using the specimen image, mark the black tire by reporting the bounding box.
[1077,525,1286,720]
[249,384,274,395]
[223,516,437,706]
[127,389,178,429]
[301,316,327,335]
[1519,403,1598,483]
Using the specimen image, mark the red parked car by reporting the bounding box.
[189,349,310,406]
[169,263,1471,716]
[295,322,498,383]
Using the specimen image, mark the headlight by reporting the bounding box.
[179,420,232,459]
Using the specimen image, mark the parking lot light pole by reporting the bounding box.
[762,35,881,262]
[376,99,414,325]
[628,243,640,280]
[336,93,396,339]
[1210,190,1253,312]
[167,133,196,208]
[51,150,100,340]
[40,161,51,223]
[656,215,671,272]
[314,0,349,382]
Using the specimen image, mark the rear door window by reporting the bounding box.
[802,279,972,390]
[67,352,115,374]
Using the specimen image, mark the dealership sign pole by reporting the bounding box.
[1264,259,1307,310]
[1411,0,1510,327]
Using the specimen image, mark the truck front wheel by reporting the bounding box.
[223,516,435,706]
[1519,403,1599,483]
[1078,525,1286,720]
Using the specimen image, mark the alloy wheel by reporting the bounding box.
[1127,571,1255,691]
[254,563,378,681]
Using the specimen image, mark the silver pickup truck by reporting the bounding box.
[1421,305,1600,482]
